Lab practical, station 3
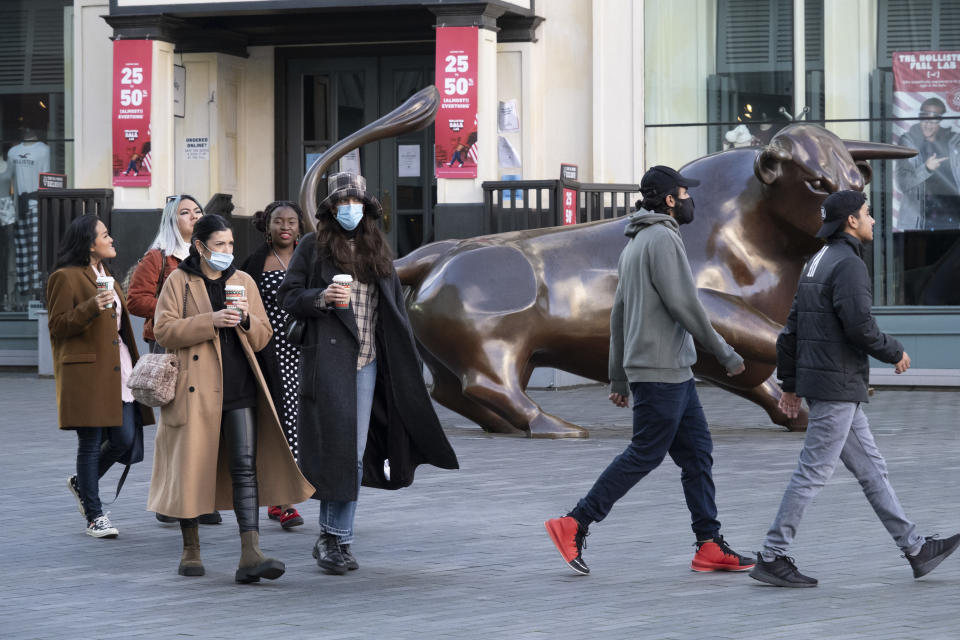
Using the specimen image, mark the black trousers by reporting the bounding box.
[180,407,259,532]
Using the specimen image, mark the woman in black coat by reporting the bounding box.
[278,172,458,575]
[240,200,308,530]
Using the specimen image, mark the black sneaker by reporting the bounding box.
[341,544,359,571]
[313,533,348,575]
[67,475,85,519]
[155,513,177,524]
[907,534,960,579]
[749,553,818,587]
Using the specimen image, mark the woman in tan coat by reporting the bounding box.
[149,214,313,583]
[47,214,154,538]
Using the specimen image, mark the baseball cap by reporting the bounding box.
[816,190,867,238]
[639,165,701,199]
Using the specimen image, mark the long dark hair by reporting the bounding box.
[253,200,305,242]
[315,207,393,283]
[189,214,233,259]
[53,214,101,270]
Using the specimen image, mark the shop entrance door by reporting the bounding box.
[284,54,435,256]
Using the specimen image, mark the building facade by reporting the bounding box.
[0,0,957,384]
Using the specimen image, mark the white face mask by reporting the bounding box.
[335,203,364,230]
[200,242,234,271]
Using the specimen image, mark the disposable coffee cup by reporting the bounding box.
[332,274,353,309]
[96,276,114,308]
[224,285,245,312]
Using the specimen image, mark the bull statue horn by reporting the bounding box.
[299,85,441,233]
[842,140,917,160]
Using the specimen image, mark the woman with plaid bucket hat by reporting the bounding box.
[278,172,458,575]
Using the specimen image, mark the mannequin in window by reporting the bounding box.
[8,128,50,297]
[0,150,14,305]
[895,97,960,231]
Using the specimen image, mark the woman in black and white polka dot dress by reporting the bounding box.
[240,201,306,530]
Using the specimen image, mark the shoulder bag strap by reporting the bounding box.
[154,250,167,298]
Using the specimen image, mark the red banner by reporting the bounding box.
[891,51,960,231]
[112,40,152,187]
[562,188,577,225]
[434,27,478,179]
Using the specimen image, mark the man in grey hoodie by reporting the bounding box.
[545,165,754,575]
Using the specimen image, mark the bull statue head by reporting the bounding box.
[753,123,916,237]
[298,86,440,233]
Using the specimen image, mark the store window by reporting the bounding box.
[869,0,960,306]
[645,0,958,308]
[0,0,72,311]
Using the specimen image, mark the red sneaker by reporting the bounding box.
[691,535,756,572]
[279,508,304,530]
[544,516,590,575]
[267,505,283,520]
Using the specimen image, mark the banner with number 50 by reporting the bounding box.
[112,39,153,187]
[435,27,478,179]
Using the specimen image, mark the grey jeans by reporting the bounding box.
[762,399,924,559]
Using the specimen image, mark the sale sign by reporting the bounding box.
[891,51,960,230]
[112,39,152,187]
[435,27,478,179]
[562,188,577,225]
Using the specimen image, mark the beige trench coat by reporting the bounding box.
[147,267,314,518]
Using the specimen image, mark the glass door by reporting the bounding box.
[378,56,435,257]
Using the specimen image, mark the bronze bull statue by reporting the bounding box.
[394,124,916,437]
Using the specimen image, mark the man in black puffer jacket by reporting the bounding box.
[749,190,960,588]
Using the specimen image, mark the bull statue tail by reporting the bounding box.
[394,240,459,287]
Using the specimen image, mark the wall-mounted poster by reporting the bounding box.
[435,26,478,179]
[112,39,152,187]
[892,51,960,231]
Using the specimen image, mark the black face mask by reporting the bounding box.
[672,196,695,225]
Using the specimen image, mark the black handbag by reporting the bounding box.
[284,315,305,345]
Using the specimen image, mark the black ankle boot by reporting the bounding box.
[313,533,348,575]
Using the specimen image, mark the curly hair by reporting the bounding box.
[252,200,305,239]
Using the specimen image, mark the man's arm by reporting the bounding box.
[652,234,744,373]
[776,294,800,393]
[832,257,903,364]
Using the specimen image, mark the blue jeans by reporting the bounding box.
[570,379,721,540]
[75,402,137,522]
[319,360,377,544]
[762,400,924,559]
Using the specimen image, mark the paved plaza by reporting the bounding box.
[1,371,959,639]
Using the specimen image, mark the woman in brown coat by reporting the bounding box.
[46,214,154,539]
[149,214,314,583]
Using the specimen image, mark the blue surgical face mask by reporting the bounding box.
[200,242,234,271]
[335,203,364,231]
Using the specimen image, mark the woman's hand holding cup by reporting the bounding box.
[323,284,351,308]
[213,308,242,328]
[94,291,113,311]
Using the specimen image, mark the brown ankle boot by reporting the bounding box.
[235,530,285,584]
[178,522,205,576]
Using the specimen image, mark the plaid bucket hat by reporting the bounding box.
[316,172,383,220]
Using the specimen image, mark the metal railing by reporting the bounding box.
[482,177,639,234]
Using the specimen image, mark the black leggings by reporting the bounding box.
[181,408,259,532]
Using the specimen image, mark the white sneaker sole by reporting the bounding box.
[67,477,85,518]
[86,527,119,538]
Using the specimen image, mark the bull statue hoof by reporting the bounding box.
[528,413,589,439]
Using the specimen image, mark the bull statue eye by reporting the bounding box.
[809,179,822,190]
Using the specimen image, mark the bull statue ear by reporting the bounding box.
[855,160,873,186]
[754,146,792,185]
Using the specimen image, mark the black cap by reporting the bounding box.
[816,190,867,238]
[639,165,701,199]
